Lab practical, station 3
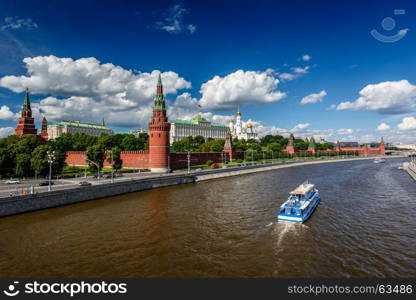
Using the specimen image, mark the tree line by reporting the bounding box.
[0,132,341,178]
[0,132,148,178]
[172,134,335,153]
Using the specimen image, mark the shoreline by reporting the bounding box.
[405,162,416,181]
[0,155,405,218]
[194,155,404,182]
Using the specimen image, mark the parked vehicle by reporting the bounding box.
[79,181,92,186]
[5,179,20,184]
[195,168,203,171]
[39,181,54,186]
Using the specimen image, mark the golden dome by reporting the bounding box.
[247,122,252,128]
[194,113,202,119]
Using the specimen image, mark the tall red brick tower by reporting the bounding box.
[15,88,37,135]
[285,133,296,155]
[223,134,235,161]
[308,137,316,154]
[148,73,171,173]
[379,136,385,155]
[40,116,48,141]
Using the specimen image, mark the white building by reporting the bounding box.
[391,143,416,150]
[47,120,114,139]
[228,107,258,140]
[169,114,230,145]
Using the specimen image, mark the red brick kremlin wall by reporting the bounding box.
[65,151,150,169]
[65,151,244,170]
[285,145,385,156]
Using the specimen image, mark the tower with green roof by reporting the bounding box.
[308,137,316,154]
[148,72,171,173]
[15,88,37,135]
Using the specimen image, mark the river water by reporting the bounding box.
[0,157,415,277]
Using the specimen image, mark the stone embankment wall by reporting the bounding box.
[406,162,416,181]
[0,174,195,217]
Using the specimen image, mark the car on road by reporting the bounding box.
[39,181,54,186]
[5,179,20,184]
[195,168,203,171]
[79,181,92,186]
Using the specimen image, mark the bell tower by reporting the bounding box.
[15,88,37,135]
[148,72,171,173]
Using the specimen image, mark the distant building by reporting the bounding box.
[228,107,258,140]
[128,128,148,137]
[391,143,416,150]
[338,141,360,147]
[47,119,113,139]
[169,114,230,145]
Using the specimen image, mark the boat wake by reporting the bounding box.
[273,221,307,248]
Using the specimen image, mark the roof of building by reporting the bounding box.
[170,119,228,128]
[50,120,113,130]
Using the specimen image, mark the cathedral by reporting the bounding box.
[228,107,258,140]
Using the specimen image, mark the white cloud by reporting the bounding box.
[187,24,196,34]
[336,128,354,135]
[155,3,196,34]
[335,80,416,114]
[291,123,310,132]
[1,17,38,30]
[301,54,311,61]
[292,66,310,74]
[397,116,416,130]
[278,73,296,81]
[376,123,390,131]
[300,90,327,105]
[0,56,191,100]
[0,105,19,120]
[0,55,191,127]
[198,69,286,111]
[278,66,310,81]
[0,127,14,138]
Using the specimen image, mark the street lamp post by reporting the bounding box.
[86,158,100,180]
[187,151,191,174]
[47,150,56,192]
[107,150,114,183]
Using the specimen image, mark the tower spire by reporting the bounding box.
[15,88,37,135]
[154,72,165,110]
[23,88,31,112]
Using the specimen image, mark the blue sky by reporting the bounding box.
[1,0,416,143]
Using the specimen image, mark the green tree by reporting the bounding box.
[86,145,105,175]
[210,139,225,152]
[30,145,50,178]
[98,134,115,149]
[120,134,147,150]
[15,153,31,177]
[266,142,283,152]
[107,147,123,172]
